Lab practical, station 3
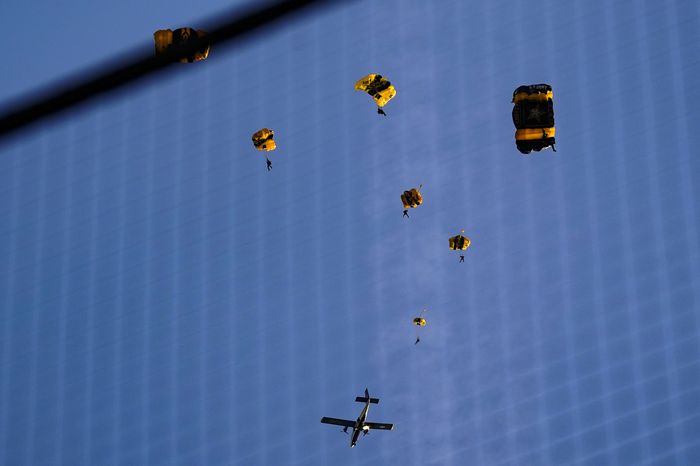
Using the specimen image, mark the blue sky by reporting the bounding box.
[1,0,699,465]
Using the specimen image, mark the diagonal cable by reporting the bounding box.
[0,0,353,141]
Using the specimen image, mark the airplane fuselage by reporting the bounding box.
[350,401,370,447]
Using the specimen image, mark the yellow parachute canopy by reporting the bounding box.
[449,232,471,251]
[154,28,210,63]
[512,84,556,154]
[252,128,276,151]
[413,317,426,327]
[401,186,423,209]
[354,74,396,108]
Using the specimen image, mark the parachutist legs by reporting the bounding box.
[459,255,465,263]
[403,210,409,218]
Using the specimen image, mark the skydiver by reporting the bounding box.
[414,336,420,345]
[266,158,272,171]
[403,210,409,218]
[459,255,465,263]
[377,108,387,116]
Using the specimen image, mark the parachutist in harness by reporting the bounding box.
[266,158,272,171]
[377,108,387,116]
[541,129,556,152]
[403,210,409,218]
[414,336,420,345]
[459,255,465,263]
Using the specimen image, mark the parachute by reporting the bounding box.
[401,185,423,209]
[449,231,471,251]
[355,74,396,113]
[252,128,276,151]
[154,28,210,63]
[413,310,428,345]
[512,84,556,154]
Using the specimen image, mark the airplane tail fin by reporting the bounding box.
[356,388,379,404]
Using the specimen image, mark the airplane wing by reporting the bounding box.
[320,417,355,428]
[365,422,394,431]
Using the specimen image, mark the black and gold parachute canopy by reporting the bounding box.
[512,84,556,154]
[355,74,396,108]
[401,186,423,209]
[252,128,276,151]
[154,28,210,63]
[449,232,471,251]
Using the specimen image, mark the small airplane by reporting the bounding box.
[320,388,394,447]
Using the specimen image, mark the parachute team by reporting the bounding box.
[154,29,558,447]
